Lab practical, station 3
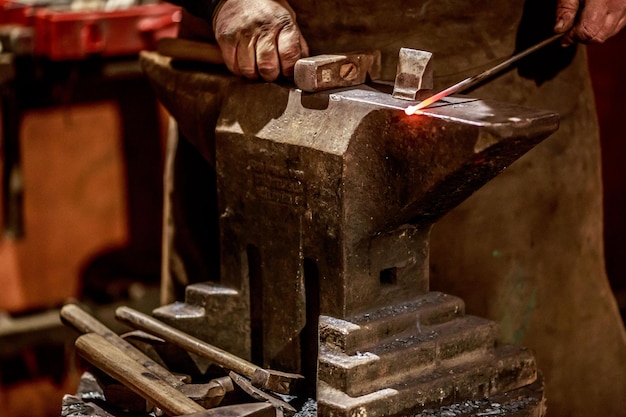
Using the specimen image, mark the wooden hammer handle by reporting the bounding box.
[116,306,258,378]
[61,304,184,388]
[76,333,205,417]
[116,307,304,395]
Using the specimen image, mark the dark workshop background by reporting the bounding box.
[0,30,625,417]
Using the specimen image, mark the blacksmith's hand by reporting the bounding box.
[213,0,309,81]
[555,0,626,45]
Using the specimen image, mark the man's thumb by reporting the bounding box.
[555,0,580,32]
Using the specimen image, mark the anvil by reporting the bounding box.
[140,51,557,416]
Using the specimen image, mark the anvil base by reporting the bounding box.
[317,292,542,416]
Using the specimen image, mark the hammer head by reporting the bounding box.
[251,368,304,396]
[294,51,381,92]
[179,376,235,409]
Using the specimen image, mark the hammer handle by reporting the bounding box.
[60,304,184,387]
[76,333,205,416]
[157,37,225,65]
[116,306,259,379]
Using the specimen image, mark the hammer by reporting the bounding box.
[75,333,274,417]
[156,37,380,92]
[60,304,234,408]
[115,306,304,396]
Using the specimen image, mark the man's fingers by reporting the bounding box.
[276,26,304,77]
[299,34,310,58]
[220,42,240,76]
[237,36,258,79]
[256,31,281,81]
[213,0,309,81]
[254,24,308,81]
[575,3,614,42]
[555,0,580,32]
[618,14,626,35]
[578,0,626,42]
[558,0,626,44]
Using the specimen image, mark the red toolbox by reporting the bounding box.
[0,0,180,59]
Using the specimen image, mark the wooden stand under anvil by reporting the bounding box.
[141,51,558,416]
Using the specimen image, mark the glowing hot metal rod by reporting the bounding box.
[405,33,563,115]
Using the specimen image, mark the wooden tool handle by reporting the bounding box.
[116,306,258,379]
[76,333,205,417]
[157,37,225,65]
[61,303,112,335]
[61,304,183,387]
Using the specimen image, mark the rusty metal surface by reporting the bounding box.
[62,395,116,417]
[229,371,297,415]
[315,290,539,416]
[212,79,556,377]
[139,50,557,415]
